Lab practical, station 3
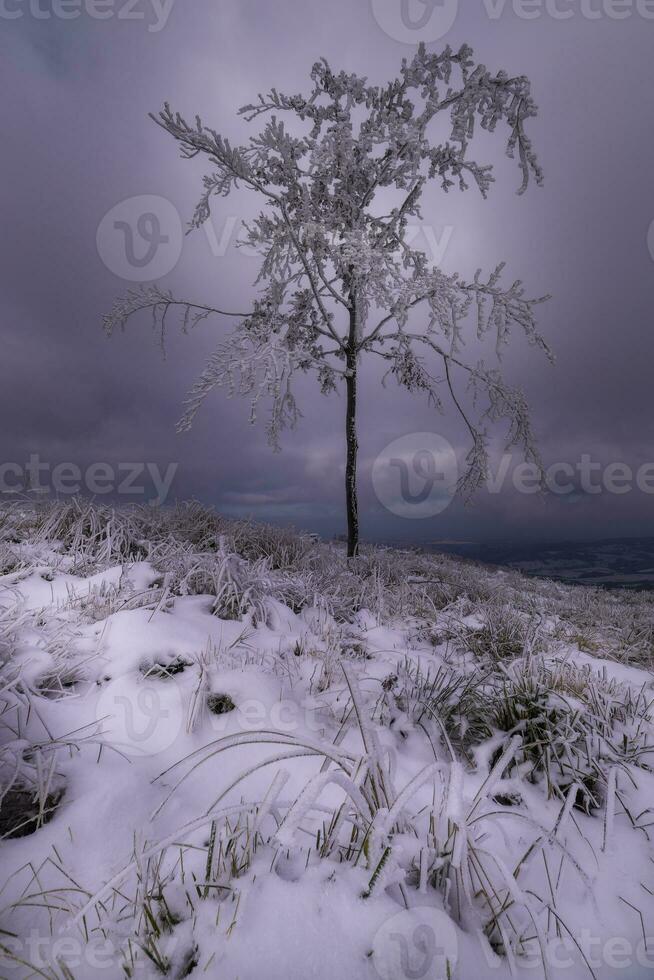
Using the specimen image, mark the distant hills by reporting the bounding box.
[430,537,654,590]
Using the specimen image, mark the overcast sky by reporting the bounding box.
[2,0,653,546]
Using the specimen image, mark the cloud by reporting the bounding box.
[2,1,653,544]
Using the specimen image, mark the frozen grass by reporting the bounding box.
[1,500,654,978]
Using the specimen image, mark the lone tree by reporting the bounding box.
[106,44,551,557]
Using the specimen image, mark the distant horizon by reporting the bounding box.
[4,490,654,552]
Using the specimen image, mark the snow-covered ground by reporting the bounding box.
[2,501,654,979]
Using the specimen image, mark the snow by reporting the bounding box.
[2,507,654,979]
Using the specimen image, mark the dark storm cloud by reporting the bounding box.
[1,0,653,543]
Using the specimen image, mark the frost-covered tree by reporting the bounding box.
[106,44,551,558]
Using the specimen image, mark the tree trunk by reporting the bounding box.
[345,307,359,558]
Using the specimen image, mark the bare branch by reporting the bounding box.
[103,285,251,337]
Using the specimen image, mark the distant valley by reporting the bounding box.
[431,537,654,590]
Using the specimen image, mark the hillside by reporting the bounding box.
[1,501,654,979]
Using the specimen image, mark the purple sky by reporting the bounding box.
[2,0,654,545]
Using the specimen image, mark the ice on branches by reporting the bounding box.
[105,42,550,517]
